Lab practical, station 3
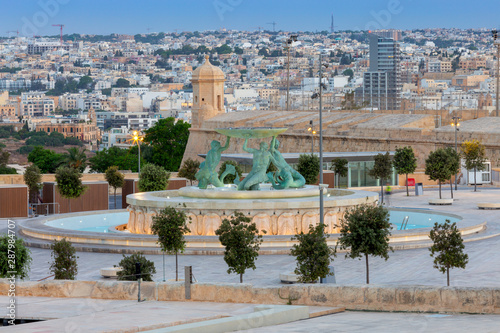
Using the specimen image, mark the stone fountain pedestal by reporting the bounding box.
[126,186,378,236]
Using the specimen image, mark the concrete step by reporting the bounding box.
[309,306,345,318]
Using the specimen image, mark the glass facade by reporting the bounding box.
[222,153,399,189]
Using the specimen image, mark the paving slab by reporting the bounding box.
[0,297,256,332]
[239,310,500,333]
[0,296,344,332]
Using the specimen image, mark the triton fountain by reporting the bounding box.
[125,127,379,236]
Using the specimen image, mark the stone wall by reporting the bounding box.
[183,110,500,174]
[2,279,498,314]
[184,127,500,175]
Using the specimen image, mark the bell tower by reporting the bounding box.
[191,55,225,128]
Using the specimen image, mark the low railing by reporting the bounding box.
[29,203,60,217]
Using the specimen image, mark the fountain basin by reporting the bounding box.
[126,188,377,236]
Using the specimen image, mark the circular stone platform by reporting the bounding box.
[126,187,377,236]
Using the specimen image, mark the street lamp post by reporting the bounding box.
[451,116,461,190]
[311,54,328,228]
[310,53,328,282]
[285,35,298,111]
[492,29,499,117]
[319,53,324,228]
[132,130,144,173]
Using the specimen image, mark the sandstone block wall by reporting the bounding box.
[1,279,498,314]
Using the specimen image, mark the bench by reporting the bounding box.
[429,199,453,205]
[100,267,122,278]
[477,203,500,210]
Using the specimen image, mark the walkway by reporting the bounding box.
[1,187,500,332]
[1,187,497,287]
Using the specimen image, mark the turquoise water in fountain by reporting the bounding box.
[45,212,129,233]
[389,209,461,230]
[44,209,461,233]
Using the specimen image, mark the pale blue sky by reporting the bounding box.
[1,0,498,36]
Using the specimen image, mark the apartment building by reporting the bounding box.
[20,92,54,117]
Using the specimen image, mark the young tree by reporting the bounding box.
[105,166,125,209]
[297,154,320,185]
[55,166,86,213]
[368,152,393,205]
[24,164,42,204]
[178,158,200,185]
[50,238,78,280]
[0,235,32,279]
[445,147,460,199]
[290,224,336,283]
[393,146,417,196]
[425,149,453,199]
[151,207,191,281]
[138,164,170,192]
[338,204,392,284]
[461,139,486,192]
[429,220,468,286]
[331,158,348,188]
[116,253,156,281]
[215,212,263,283]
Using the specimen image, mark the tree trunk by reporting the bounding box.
[380,179,384,205]
[447,266,450,287]
[365,253,370,284]
[438,180,442,199]
[114,188,117,209]
[406,173,409,196]
[450,178,453,199]
[240,273,243,283]
[474,167,477,192]
[175,251,178,281]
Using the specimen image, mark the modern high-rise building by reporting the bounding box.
[360,32,401,110]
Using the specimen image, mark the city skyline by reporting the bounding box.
[1,0,499,37]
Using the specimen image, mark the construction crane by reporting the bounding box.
[267,22,277,32]
[52,24,65,45]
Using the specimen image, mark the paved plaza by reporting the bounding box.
[8,187,500,287]
[2,186,500,331]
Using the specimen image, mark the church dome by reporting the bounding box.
[192,55,225,80]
